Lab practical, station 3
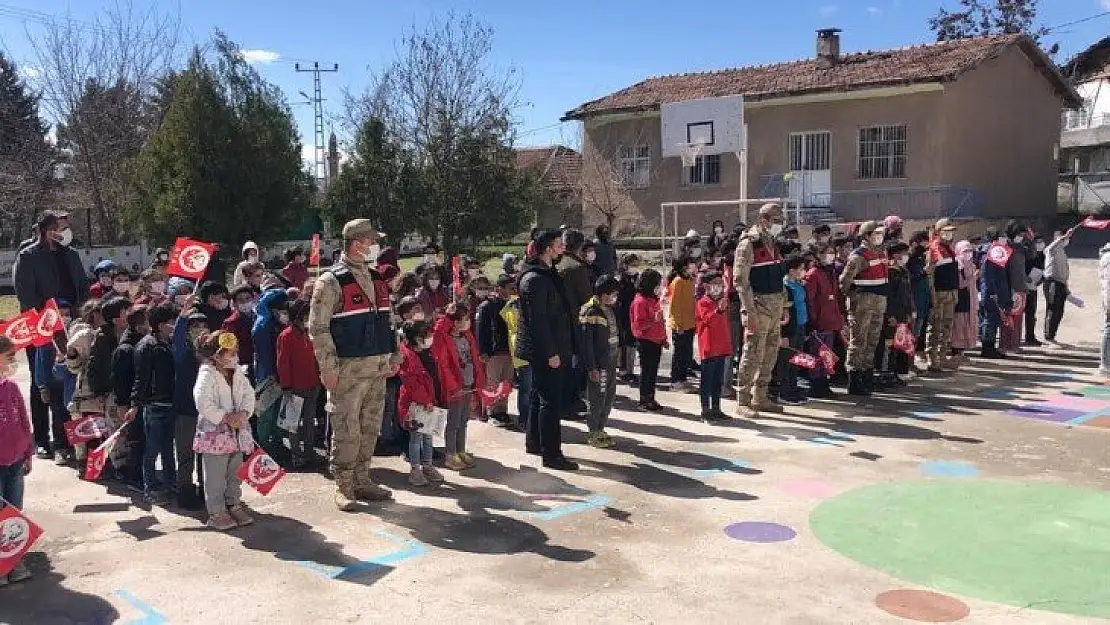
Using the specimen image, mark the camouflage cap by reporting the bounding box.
[341,219,386,241]
[858,220,885,237]
[759,203,783,220]
[935,218,957,231]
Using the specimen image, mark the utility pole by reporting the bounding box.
[295,61,339,192]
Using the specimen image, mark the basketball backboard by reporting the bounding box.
[660,95,744,158]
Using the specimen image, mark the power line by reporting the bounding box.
[0,4,111,36]
[295,61,339,190]
[1046,10,1110,33]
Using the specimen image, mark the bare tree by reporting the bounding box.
[579,119,662,235]
[27,0,181,244]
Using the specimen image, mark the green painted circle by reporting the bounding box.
[810,480,1110,619]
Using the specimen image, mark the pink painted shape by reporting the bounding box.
[1039,395,1110,412]
[780,479,840,499]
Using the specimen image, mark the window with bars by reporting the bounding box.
[857,124,907,179]
[682,154,721,186]
[789,131,831,171]
[618,145,651,188]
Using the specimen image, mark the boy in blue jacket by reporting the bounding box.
[979,231,1013,359]
[33,299,75,460]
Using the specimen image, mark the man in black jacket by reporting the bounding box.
[126,304,178,504]
[111,306,149,490]
[476,275,515,427]
[517,230,578,470]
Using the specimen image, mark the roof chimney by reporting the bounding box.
[816,28,842,68]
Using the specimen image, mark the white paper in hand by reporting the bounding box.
[278,393,305,433]
[412,405,448,438]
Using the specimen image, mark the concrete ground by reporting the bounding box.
[4,261,1110,625]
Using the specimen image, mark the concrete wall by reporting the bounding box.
[941,45,1063,218]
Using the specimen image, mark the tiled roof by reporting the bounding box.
[564,34,1079,119]
[515,146,581,190]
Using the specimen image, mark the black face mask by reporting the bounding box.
[598,230,609,242]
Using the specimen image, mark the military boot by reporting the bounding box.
[863,369,876,395]
[333,474,359,512]
[354,482,393,502]
[735,392,759,419]
[847,371,868,396]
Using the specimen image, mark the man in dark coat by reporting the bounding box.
[517,230,578,471]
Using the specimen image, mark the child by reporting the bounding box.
[0,336,33,585]
[431,303,485,470]
[696,272,732,422]
[281,246,310,290]
[111,305,149,491]
[580,277,620,447]
[135,269,167,307]
[803,242,845,398]
[87,297,134,480]
[776,255,809,406]
[466,275,492,328]
[616,254,641,384]
[276,300,320,469]
[666,257,697,391]
[221,284,257,379]
[416,268,450,318]
[476,275,514,426]
[951,240,979,362]
[32,299,74,463]
[630,269,667,411]
[876,242,915,388]
[65,300,106,466]
[89,260,116,299]
[500,287,530,430]
[128,304,178,505]
[252,288,289,459]
[397,320,447,486]
[192,331,256,531]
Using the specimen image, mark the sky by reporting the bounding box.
[2,0,1110,165]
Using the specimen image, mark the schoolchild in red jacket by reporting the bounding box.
[696,271,732,422]
[397,320,446,487]
[431,303,486,471]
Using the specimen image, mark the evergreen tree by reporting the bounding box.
[929,0,1049,44]
[0,53,53,246]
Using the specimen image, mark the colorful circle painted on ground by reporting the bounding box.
[724,522,796,543]
[875,589,970,622]
[810,480,1110,619]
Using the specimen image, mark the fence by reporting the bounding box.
[809,185,980,223]
[1058,172,1110,214]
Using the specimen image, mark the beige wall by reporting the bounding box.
[940,46,1063,218]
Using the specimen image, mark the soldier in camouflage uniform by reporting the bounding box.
[838,221,889,396]
[926,218,960,371]
[732,203,788,418]
[309,219,402,511]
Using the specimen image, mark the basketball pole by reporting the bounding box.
[738,121,749,224]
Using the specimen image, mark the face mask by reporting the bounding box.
[276,311,290,325]
[823,253,836,264]
[941,232,955,242]
[419,336,434,349]
[52,228,73,247]
[769,223,784,237]
[364,244,381,262]
[1014,235,1024,244]
[896,256,908,267]
[99,276,112,287]
[213,298,230,311]
[174,294,189,307]
[586,252,597,263]
[816,236,829,245]
[475,289,489,299]
[1035,242,1046,252]
[467,269,480,279]
[714,227,724,234]
[158,254,169,264]
[456,319,471,333]
[135,324,150,336]
[654,286,664,298]
[113,281,131,295]
[216,353,238,370]
[150,281,166,295]
[871,235,884,246]
[189,327,206,344]
[294,256,304,265]
[247,252,258,262]
[997,237,1009,245]
[423,254,439,265]
[428,279,441,290]
[237,302,254,314]
[709,285,724,298]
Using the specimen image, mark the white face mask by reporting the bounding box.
[174,294,189,306]
[654,286,664,298]
[113,281,131,295]
[276,311,290,325]
[585,251,597,263]
[896,256,908,267]
[420,336,434,349]
[467,269,480,279]
[475,289,489,299]
[237,302,254,314]
[769,223,784,237]
[823,253,836,264]
[714,227,724,234]
[99,276,112,287]
[871,235,884,246]
[709,284,724,298]
[1035,242,1046,252]
[997,237,1009,245]
[213,298,230,311]
[428,279,441,290]
[364,243,381,262]
[941,232,955,242]
[150,281,166,295]
[52,227,73,247]
[1014,235,1024,244]
[423,254,439,265]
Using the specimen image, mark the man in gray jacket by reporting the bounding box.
[593,224,618,278]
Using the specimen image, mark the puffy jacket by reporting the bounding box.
[252,289,286,382]
[192,363,255,455]
[397,344,439,425]
[500,297,527,368]
[630,294,666,345]
[172,316,201,415]
[593,238,618,277]
[12,240,89,312]
[431,316,486,401]
[695,296,731,360]
[666,276,696,331]
[111,329,144,407]
[476,297,510,357]
[885,266,915,323]
[803,265,844,333]
[557,253,593,315]
[579,296,617,371]
[515,261,576,364]
[86,325,119,398]
[132,334,175,407]
[980,244,1014,309]
[615,272,637,347]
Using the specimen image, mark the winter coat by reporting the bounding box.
[630,294,667,345]
[110,328,144,407]
[980,245,1014,309]
[66,320,102,413]
[593,238,618,277]
[616,272,637,347]
[192,363,256,455]
[430,316,486,402]
[416,284,451,318]
[666,276,696,332]
[397,344,439,425]
[476,297,510,357]
[221,310,255,367]
[1007,244,1028,294]
[579,296,617,371]
[500,297,528,368]
[86,325,119,398]
[132,334,175,408]
[885,266,915,323]
[515,261,577,365]
[276,325,320,392]
[907,251,932,320]
[12,239,89,312]
[557,253,593,315]
[281,261,310,290]
[695,295,731,360]
[197,302,230,333]
[172,316,202,416]
[252,289,286,382]
[802,264,844,333]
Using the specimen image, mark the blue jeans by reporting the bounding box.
[0,463,25,510]
[516,366,532,427]
[979,294,1002,343]
[142,406,177,494]
[407,432,433,466]
[699,356,727,410]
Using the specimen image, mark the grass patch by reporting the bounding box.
[0,296,18,320]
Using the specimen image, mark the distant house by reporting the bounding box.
[564,30,1079,231]
[514,145,583,229]
[1058,37,1110,214]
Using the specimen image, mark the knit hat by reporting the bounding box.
[167,277,195,296]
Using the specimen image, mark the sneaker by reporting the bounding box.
[587,432,612,449]
[54,450,68,466]
[444,454,469,471]
[408,465,429,486]
[776,394,807,406]
[459,451,476,467]
[0,574,8,588]
[542,456,579,471]
[206,512,237,531]
[736,404,759,419]
[228,504,254,527]
[421,464,446,483]
[701,409,722,424]
[898,371,917,382]
[7,562,31,584]
[35,447,51,460]
[144,490,170,506]
[597,431,617,447]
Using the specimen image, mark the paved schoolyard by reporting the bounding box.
[4,261,1110,624]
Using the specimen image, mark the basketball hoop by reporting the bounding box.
[679,140,706,167]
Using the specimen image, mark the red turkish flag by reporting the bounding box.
[236,447,286,496]
[309,233,321,267]
[478,381,514,409]
[1082,216,1110,230]
[0,503,43,575]
[816,341,839,376]
[789,351,818,369]
[0,309,40,350]
[165,237,216,280]
[31,299,65,347]
[84,428,124,481]
[985,244,1013,268]
[451,255,463,299]
[63,413,109,446]
[892,323,916,355]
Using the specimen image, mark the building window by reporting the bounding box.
[682,154,721,186]
[618,145,651,189]
[857,124,907,179]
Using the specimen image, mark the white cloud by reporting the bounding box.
[819,5,838,16]
[1102,0,1110,10]
[240,49,280,64]
[867,6,882,15]
[17,65,41,80]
